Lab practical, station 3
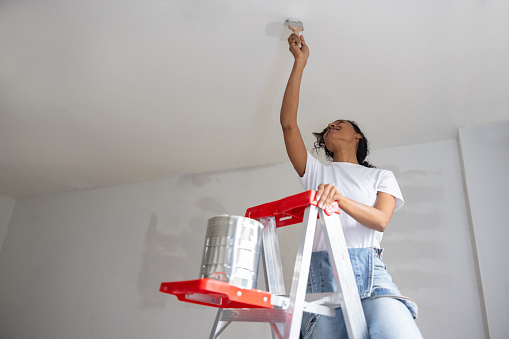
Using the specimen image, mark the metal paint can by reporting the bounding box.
[200,215,263,289]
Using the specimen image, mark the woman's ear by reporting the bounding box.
[355,133,363,140]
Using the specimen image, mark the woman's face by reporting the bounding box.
[324,120,362,150]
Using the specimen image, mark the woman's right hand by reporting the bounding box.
[288,33,309,65]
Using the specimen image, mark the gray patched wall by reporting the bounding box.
[0,138,488,338]
[372,139,484,338]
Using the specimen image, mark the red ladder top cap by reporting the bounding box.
[245,190,340,227]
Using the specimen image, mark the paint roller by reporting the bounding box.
[285,19,304,35]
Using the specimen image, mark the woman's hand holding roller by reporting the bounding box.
[288,33,309,66]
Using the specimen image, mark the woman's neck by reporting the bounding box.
[332,149,359,164]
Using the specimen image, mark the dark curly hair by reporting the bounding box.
[312,120,375,168]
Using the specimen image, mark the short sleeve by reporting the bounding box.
[297,151,321,191]
[377,170,404,210]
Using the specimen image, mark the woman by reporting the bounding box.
[281,33,423,339]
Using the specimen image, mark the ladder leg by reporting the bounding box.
[284,205,319,339]
[209,309,231,339]
[259,217,287,338]
[260,216,286,296]
[270,322,284,339]
[319,210,369,339]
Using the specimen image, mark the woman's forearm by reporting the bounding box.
[336,194,393,232]
[316,184,396,232]
[280,61,306,129]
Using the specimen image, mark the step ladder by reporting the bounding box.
[160,191,369,339]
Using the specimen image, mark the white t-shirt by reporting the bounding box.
[298,152,404,250]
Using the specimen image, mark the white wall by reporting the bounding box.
[459,120,509,339]
[0,193,16,253]
[0,139,485,338]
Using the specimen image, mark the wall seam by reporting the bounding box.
[456,132,490,339]
[0,197,16,256]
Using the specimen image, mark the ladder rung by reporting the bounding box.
[219,308,289,323]
[305,292,344,306]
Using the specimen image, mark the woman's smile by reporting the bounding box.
[326,124,343,138]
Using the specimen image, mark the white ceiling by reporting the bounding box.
[1,0,508,199]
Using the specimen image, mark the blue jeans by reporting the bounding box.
[301,249,422,339]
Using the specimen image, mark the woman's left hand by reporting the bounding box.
[315,184,342,209]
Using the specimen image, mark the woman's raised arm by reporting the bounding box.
[280,34,309,177]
